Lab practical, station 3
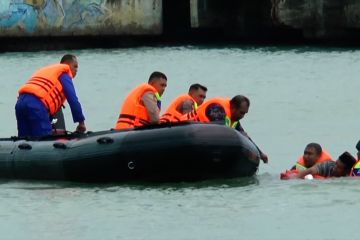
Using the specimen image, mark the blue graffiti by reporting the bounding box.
[43,0,65,27]
[0,2,38,32]
[63,1,109,29]
[0,0,108,33]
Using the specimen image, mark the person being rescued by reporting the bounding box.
[282,151,356,179]
[181,95,268,163]
[291,143,332,171]
[350,140,360,176]
[114,71,167,129]
[160,83,207,123]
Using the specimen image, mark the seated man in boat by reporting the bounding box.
[291,143,332,171]
[160,83,207,123]
[114,71,167,129]
[283,151,356,179]
[181,95,268,163]
[15,54,86,138]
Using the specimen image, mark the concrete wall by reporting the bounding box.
[0,0,162,36]
[190,0,229,29]
[189,0,360,41]
[190,0,273,39]
[2,0,360,44]
[272,0,360,39]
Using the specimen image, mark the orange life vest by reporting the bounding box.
[280,169,325,180]
[18,64,73,116]
[160,94,197,123]
[181,97,238,127]
[294,150,332,171]
[115,83,160,129]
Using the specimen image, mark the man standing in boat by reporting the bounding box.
[15,54,86,137]
[160,83,207,123]
[114,71,167,129]
[181,95,268,163]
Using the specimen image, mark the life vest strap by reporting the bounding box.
[117,120,134,126]
[118,114,150,125]
[119,114,136,121]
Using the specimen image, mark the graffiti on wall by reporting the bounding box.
[0,0,110,33]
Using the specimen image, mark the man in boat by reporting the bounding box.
[160,83,207,123]
[15,54,86,137]
[283,151,356,179]
[114,71,167,129]
[181,95,268,163]
[291,143,332,171]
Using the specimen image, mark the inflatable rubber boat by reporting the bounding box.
[0,123,260,182]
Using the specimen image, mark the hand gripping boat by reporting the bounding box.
[0,123,260,182]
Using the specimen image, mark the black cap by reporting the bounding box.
[338,151,356,168]
[356,140,360,151]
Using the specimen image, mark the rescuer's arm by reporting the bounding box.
[59,73,86,133]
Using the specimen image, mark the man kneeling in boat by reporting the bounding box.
[291,143,332,171]
[160,83,207,123]
[115,71,167,129]
[181,95,268,163]
[15,54,86,138]
[284,152,356,179]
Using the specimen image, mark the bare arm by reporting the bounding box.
[176,99,194,114]
[141,92,160,124]
[292,166,319,179]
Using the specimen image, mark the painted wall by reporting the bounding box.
[0,0,162,36]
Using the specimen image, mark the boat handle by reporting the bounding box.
[53,142,67,149]
[18,143,32,150]
[97,137,114,144]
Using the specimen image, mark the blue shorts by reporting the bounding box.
[15,94,52,137]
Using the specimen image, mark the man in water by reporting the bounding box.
[350,140,360,176]
[291,143,332,171]
[284,151,356,179]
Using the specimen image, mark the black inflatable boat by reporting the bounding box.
[0,123,260,182]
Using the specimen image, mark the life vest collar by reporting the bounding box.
[225,116,238,129]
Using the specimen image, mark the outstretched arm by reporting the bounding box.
[286,166,319,179]
[236,123,268,163]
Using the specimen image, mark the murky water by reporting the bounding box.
[0,46,359,239]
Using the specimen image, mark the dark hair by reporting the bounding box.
[356,140,360,151]
[189,83,207,92]
[60,54,76,64]
[230,95,250,108]
[148,71,167,83]
[338,151,356,170]
[305,143,322,156]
